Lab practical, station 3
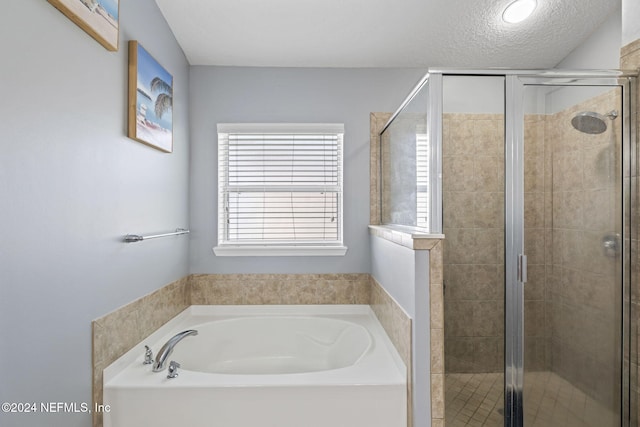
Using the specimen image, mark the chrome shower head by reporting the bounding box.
[571,110,618,134]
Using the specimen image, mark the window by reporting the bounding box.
[416,132,429,230]
[214,123,347,256]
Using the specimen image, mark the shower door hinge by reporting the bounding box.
[518,254,528,284]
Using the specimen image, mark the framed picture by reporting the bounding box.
[48,0,119,51]
[128,41,174,153]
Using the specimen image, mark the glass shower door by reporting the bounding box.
[514,78,629,427]
[442,75,506,427]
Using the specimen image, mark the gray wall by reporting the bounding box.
[0,2,190,427]
[545,7,622,114]
[622,0,640,46]
[555,6,621,69]
[188,66,425,274]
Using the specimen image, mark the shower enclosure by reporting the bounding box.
[379,70,636,427]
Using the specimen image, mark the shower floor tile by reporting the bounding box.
[445,372,618,427]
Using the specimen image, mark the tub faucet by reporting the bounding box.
[167,361,181,379]
[143,345,154,365]
[152,330,198,372]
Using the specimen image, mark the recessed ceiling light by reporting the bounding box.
[502,0,537,23]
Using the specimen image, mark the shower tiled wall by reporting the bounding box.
[543,89,622,409]
[441,112,546,374]
[443,95,620,398]
[443,113,505,373]
[524,114,548,372]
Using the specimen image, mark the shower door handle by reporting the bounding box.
[518,254,527,284]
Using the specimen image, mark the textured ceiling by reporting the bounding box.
[154,0,619,68]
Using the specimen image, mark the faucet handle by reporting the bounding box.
[167,361,181,379]
[143,345,154,365]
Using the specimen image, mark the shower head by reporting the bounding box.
[571,110,618,134]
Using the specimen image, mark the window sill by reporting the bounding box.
[213,245,348,257]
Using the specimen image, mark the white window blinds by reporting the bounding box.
[416,133,429,230]
[217,124,344,249]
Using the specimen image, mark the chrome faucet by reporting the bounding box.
[143,345,154,365]
[152,330,198,372]
[167,361,181,379]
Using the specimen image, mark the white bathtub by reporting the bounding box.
[103,305,407,427]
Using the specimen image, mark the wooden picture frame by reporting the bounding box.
[48,0,119,51]
[128,41,174,153]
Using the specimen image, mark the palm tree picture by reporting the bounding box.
[150,77,173,120]
[128,41,174,152]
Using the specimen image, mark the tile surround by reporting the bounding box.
[370,276,413,427]
[190,273,371,305]
[371,112,392,225]
[442,94,625,426]
[430,240,446,425]
[91,276,190,427]
[544,89,622,409]
[443,113,506,375]
[92,272,414,427]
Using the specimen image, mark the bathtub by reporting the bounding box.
[103,305,407,427]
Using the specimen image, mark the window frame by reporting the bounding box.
[214,123,347,257]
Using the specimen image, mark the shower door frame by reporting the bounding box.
[506,72,635,427]
[428,69,636,427]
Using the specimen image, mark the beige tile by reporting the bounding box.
[445,228,476,265]
[474,337,503,372]
[583,145,612,190]
[444,191,476,228]
[445,264,473,300]
[473,228,499,264]
[92,276,190,427]
[445,300,475,337]
[191,276,244,305]
[94,302,142,366]
[354,275,372,303]
[552,190,584,229]
[413,237,443,250]
[524,229,545,265]
[370,112,391,225]
[431,327,445,374]
[447,119,474,156]
[429,241,443,285]
[431,284,444,329]
[243,280,283,304]
[524,300,545,337]
[473,264,502,300]
[474,156,504,192]
[444,155,477,192]
[473,119,503,156]
[473,301,503,337]
[524,192,545,229]
[563,150,585,190]
[524,264,545,301]
[280,279,317,304]
[525,151,545,193]
[369,277,411,370]
[474,192,503,228]
[445,338,475,372]
[621,39,640,65]
[431,373,445,419]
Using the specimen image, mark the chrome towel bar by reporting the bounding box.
[124,228,190,243]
